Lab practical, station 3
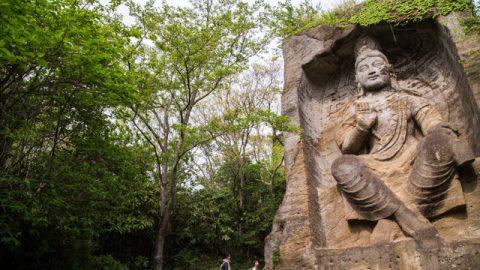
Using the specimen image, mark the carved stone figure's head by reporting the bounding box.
[354,36,392,92]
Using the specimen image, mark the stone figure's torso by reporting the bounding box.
[352,91,427,161]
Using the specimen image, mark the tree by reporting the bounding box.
[186,59,289,259]
[123,1,268,269]
[192,59,285,209]
[0,1,155,269]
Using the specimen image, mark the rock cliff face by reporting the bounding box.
[264,12,480,270]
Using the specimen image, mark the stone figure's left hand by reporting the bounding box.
[428,123,457,138]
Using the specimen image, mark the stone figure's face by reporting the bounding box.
[356,55,391,91]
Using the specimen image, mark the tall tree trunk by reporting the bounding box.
[152,212,169,270]
[239,168,244,210]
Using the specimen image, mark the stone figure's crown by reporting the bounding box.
[354,36,389,69]
[354,36,382,58]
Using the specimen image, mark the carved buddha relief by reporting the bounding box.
[263,16,480,269]
[330,36,476,242]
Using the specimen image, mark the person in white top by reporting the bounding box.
[220,254,231,270]
[248,260,260,270]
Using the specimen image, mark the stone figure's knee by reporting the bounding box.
[421,127,454,163]
[331,155,363,183]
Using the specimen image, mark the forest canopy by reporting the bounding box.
[0,0,292,269]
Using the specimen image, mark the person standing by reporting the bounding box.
[220,254,231,270]
[248,260,260,270]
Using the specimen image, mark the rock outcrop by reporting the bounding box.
[264,12,480,270]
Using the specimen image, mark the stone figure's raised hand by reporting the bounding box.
[355,101,376,130]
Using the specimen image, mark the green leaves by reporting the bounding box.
[269,0,474,38]
[169,157,286,269]
[0,1,155,269]
[0,1,289,269]
[268,0,325,38]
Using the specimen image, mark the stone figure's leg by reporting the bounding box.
[407,127,456,215]
[393,204,439,242]
[331,155,401,221]
[332,155,439,241]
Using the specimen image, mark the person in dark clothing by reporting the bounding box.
[220,254,231,270]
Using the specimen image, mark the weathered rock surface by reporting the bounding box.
[264,12,480,270]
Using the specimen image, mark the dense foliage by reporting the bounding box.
[462,0,480,33]
[0,0,156,269]
[167,157,286,269]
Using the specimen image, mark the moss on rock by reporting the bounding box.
[276,0,474,37]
